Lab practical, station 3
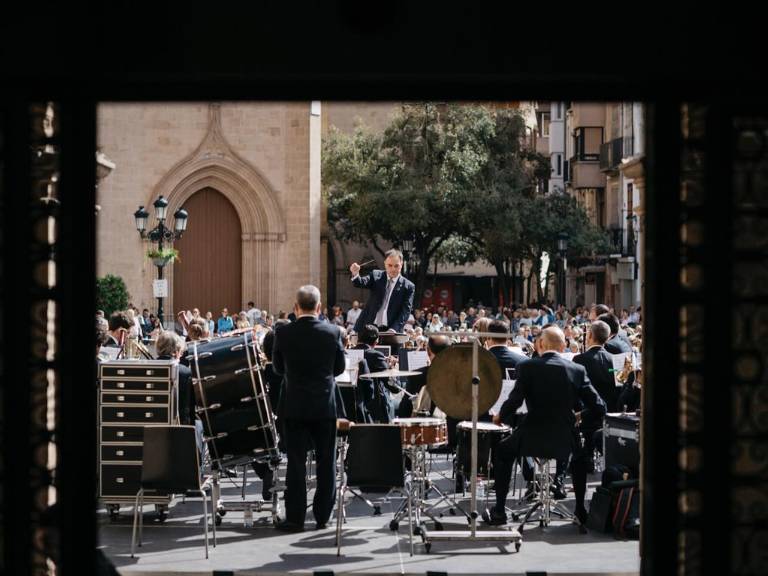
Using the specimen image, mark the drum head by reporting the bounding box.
[457,421,509,432]
[426,343,502,420]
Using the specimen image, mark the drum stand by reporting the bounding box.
[211,458,283,527]
[420,336,522,553]
[390,443,469,533]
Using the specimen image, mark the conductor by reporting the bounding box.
[272,285,347,532]
[350,249,415,334]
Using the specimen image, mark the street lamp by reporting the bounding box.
[135,195,189,328]
[557,232,569,307]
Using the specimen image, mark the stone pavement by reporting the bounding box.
[99,457,639,575]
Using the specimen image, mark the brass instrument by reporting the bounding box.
[616,354,634,384]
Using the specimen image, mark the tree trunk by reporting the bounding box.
[413,247,431,307]
[494,261,508,308]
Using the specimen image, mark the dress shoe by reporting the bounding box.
[574,505,588,525]
[551,482,567,500]
[482,507,508,526]
[316,522,329,530]
[274,520,304,533]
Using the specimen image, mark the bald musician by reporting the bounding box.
[486,326,606,526]
[349,249,415,334]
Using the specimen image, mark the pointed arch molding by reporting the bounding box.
[147,104,287,313]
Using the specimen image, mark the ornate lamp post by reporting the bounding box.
[557,232,569,307]
[401,237,414,277]
[134,195,188,327]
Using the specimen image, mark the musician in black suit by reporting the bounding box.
[486,319,525,375]
[598,313,633,355]
[573,320,617,412]
[350,249,415,334]
[398,335,451,417]
[272,285,347,532]
[354,324,397,422]
[486,326,606,526]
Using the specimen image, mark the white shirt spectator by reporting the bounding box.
[247,306,261,326]
[346,306,362,329]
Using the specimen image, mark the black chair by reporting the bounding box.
[335,424,410,556]
[131,425,216,559]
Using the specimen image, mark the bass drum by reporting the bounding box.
[188,332,279,467]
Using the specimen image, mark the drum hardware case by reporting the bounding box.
[98,360,177,515]
[603,413,640,474]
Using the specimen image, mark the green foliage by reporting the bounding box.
[96,274,130,316]
[146,247,180,262]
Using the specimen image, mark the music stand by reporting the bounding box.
[419,331,522,553]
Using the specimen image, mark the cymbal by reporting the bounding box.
[426,343,502,420]
[362,369,422,378]
[377,332,410,345]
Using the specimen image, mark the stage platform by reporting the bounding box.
[99,457,639,575]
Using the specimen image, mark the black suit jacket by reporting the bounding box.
[272,316,346,420]
[499,352,606,461]
[158,355,195,425]
[352,270,415,332]
[354,343,395,421]
[605,335,632,354]
[488,345,524,377]
[573,346,616,416]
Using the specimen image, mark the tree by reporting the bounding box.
[96,274,130,316]
[455,108,546,305]
[522,192,610,302]
[323,103,495,303]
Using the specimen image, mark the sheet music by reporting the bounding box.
[406,351,429,371]
[489,380,527,415]
[611,352,634,386]
[99,346,120,361]
[345,349,365,367]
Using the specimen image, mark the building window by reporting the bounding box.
[541,112,550,137]
[554,103,562,120]
[573,127,603,161]
[553,153,562,176]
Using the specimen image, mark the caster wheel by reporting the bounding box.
[389,520,399,531]
[373,505,382,516]
[215,515,223,526]
[424,543,432,553]
[515,542,521,552]
[217,507,227,517]
[578,524,588,534]
[539,519,545,528]
[448,508,456,516]
[413,525,422,536]
[511,513,519,521]
[434,521,444,531]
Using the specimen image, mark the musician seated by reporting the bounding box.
[402,335,451,417]
[103,311,133,348]
[353,324,397,422]
[485,326,606,526]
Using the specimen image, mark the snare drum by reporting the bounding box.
[392,417,448,446]
[455,421,511,477]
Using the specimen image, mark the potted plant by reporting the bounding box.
[146,247,180,267]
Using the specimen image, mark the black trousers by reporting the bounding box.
[283,418,337,526]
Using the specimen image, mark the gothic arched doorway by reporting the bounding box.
[173,187,242,317]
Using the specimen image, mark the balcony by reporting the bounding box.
[569,157,605,189]
[607,226,637,257]
[600,137,625,172]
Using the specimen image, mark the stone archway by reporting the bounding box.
[145,104,287,316]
